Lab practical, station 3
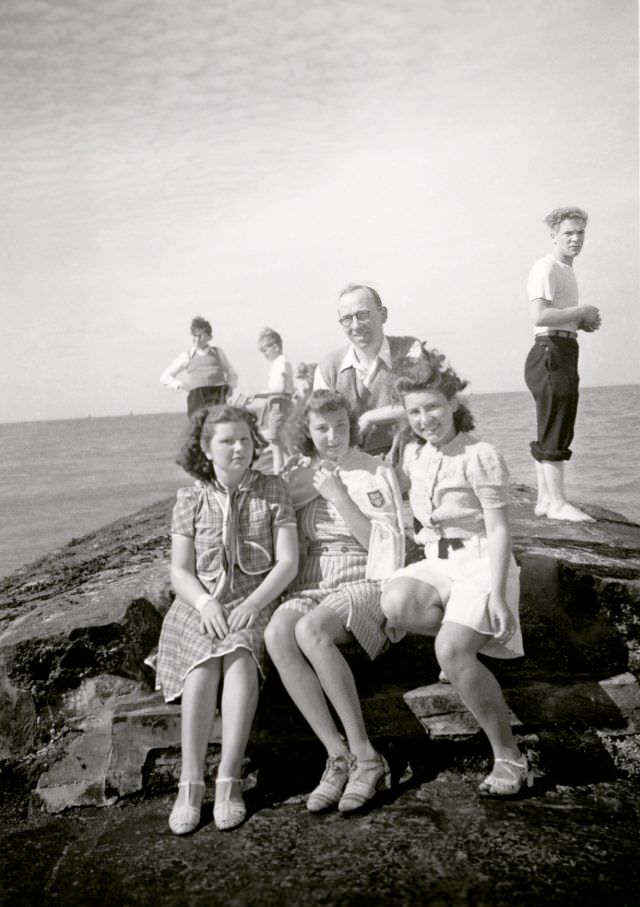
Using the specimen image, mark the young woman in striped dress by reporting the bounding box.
[265,390,405,814]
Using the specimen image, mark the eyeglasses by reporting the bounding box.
[338,311,373,329]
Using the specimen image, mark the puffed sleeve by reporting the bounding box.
[266,475,297,527]
[467,443,510,510]
[170,486,199,537]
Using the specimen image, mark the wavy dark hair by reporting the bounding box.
[392,345,475,446]
[284,389,359,457]
[175,405,267,481]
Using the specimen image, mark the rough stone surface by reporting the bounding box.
[1,486,640,812]
[1,770,639,907]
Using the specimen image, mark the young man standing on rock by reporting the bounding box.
[524,207,601,522]
[313,284,421,456]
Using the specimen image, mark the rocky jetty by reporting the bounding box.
[1,486,639,814]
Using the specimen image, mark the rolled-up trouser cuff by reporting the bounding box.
[530,441,572,462]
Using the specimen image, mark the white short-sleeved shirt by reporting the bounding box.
[267,354,294,393]
[527,254,579,335]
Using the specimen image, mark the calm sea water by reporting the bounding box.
[0,385,638,579]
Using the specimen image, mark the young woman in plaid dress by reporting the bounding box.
[156,405,298,834]
[265,391,405,814]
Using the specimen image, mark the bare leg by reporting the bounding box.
[171,658,221,824]
[541,461,594,522]
[265,609,347,757]
[381,577,445,636]
[435,622,520,771]
[218,649,259,779]
[179,658,222,782]
[294,607,375,760]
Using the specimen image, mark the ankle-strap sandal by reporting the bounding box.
[478,757,533,798]
[214,777,246,831]
[169,779,205,835]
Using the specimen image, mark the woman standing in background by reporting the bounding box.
[160,316,238,419]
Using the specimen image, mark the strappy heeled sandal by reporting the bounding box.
[338,752,391,813]
[478,757,533,798]
[307,752,351,813]
[168,779,205,835]
[214,777,246,831]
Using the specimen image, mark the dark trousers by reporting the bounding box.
[186,385,229,420]
[524,336,579,462]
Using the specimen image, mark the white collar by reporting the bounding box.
[338,335,392,373]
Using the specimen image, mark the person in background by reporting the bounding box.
[314,284,421,456]
[292,362,317,404]
[257,326,295,396]
[381,349,530,798]
[265,390,405,814]
[155,405,298,835]
[160,317,238,419]
[248,327,295,474]
[524,207,601,522]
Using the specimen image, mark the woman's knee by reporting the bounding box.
[435,632,472,676]
[264,612,298,661]
[294,612,335,656]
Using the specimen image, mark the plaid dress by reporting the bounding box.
[156,470,296,701]
[277,449,404,660]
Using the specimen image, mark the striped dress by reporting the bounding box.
[276,448,404,659]
[155,470,296,702]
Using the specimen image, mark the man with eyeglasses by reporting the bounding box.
[313,284,421,456]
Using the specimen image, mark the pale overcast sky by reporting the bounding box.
[1,0,638,422]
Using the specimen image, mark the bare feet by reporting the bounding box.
[534,499,549,517]
[546,501,595,522]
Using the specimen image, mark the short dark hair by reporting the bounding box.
[190,316,212,336]
[176,405,266,481]
[544,207,588,231]
[393,345,475,435]
[338,284,383,310]
[285,390,359,457]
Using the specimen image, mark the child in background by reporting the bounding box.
[250,327,295,473]
[155,405,298,834]
[381,349,530,797]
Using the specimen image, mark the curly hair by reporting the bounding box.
[284,389,359,457]
[175,405,267,481]
[544,207,588,231]
[392,344,475,436]
[190,316,212,336]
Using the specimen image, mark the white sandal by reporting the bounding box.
[338,752,391,813]
[478,757,533,797]
[214,777,246,831]
[168,780,205,835]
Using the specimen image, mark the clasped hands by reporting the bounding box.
[199,597,260,638]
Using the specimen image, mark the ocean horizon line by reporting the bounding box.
[2,382,638,427]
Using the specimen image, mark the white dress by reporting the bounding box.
[389,433,523,660]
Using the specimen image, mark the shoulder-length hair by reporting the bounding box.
[392,345,475,436]
[176,405,267,481]
[284,389,359,457]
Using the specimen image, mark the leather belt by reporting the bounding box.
[536,330,577,339]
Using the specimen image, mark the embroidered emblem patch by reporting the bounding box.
[367,490,385,508]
